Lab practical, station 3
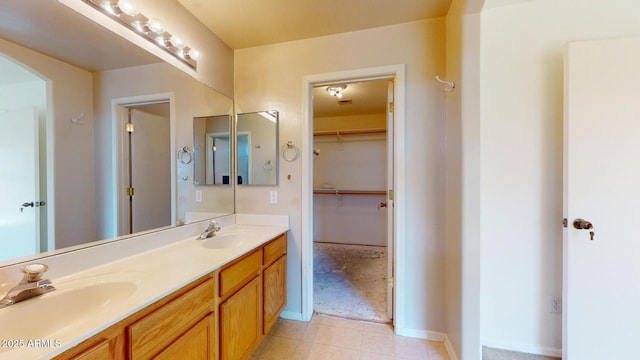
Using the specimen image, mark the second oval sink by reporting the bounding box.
[201,232,253,249]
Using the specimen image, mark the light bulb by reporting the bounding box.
[117,0,139,16]
[169,35,185,49]
[146,18,165,35]
[131,20,148,33]
[188,49,200,61]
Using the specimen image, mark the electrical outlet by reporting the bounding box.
[195,190,202,203]
[549,297,562,313]
[270,191,278,204]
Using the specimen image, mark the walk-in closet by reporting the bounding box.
[312,79,392,323]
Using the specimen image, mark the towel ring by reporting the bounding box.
[178,146,193,164]
[281,141,299,162]
[263,160,273,172]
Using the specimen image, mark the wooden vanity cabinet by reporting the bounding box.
[54,273,217,360]
[262,234,287,334]
[127,276,217,359]
[218,250,262,360]
[218,233,288,360]
[54,231,288,360]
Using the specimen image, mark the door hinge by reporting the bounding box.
[388,189,394,201]
[389,101,394,113]
[127,187,135,196]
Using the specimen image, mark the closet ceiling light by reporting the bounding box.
[82,0,199,70]
[327,85,347,99]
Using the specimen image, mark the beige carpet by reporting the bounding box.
[313,242,389,323]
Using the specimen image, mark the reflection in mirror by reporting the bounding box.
[194,115,232,186]
[0,1,234,266]
[236,111,279,185]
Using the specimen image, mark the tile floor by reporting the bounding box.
[250,314,450,360]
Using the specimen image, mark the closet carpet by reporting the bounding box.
[313,242,389,323]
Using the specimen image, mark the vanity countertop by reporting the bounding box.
[0,221,288,360]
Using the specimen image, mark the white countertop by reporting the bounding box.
[0,216,288,360]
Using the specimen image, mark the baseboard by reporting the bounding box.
[396,327,458,360]
[279,310,307,321]
[443,335,460,360]
[482,339,562,358]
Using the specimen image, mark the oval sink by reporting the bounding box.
[201,232,254,249]
[0,272,147,354]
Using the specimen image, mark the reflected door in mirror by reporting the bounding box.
[194,115,231,186]
[236,111,278,185]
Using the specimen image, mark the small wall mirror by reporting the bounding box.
[236,111,279,185]
[193,115,232,185]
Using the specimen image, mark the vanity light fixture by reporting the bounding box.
[82,0,199,69]
[326,85,347,99]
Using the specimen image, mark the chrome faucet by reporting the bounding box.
[0,263,56,309]
[198,220,221,240]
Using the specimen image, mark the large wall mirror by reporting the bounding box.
[236,111,279,185]
[0,1,234,266]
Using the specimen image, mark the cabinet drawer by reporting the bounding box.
[220,250,261,298]
[128,277,215,359]
[263,234,287,266]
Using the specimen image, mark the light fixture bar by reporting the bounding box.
[81,0,198,69]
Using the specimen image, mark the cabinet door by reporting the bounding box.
[128,278,215,358]
[155,314,215,360]
[220,276,261,360]
[263,255,287,334]
[71,340,113,360]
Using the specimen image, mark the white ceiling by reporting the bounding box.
[178,0,453,49]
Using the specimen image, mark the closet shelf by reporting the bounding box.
[313,189,387,196]
[313,128,387,137]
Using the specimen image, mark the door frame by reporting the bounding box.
[110,93,176,237]
[301,64,406,330]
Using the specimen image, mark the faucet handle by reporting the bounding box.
[21,263,49,282]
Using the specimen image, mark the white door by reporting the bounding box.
[129,109,171,233]
[0,108,39,262]
[206,134,230,184]
[386,79,395,321]
[563,37,640,359]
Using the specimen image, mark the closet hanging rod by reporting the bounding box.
[313,128,387,137]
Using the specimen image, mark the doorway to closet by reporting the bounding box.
[312,78,393,323]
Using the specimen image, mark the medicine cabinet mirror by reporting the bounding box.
[193,115,232,185]
[236,111,279,185]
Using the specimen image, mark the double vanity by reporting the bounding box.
[0,215,289,360]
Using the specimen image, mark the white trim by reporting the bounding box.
[301,64,406,329]
[279,311,306,322]
[482,339,562,358]
[45,80,55,251]
[110,93,176,237]
[444,335,460,360]
[397,328,459,360]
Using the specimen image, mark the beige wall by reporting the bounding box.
[478,0,640,356]
[93,62,234,240]
[234,18,447,333]
[0,38,95,250]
